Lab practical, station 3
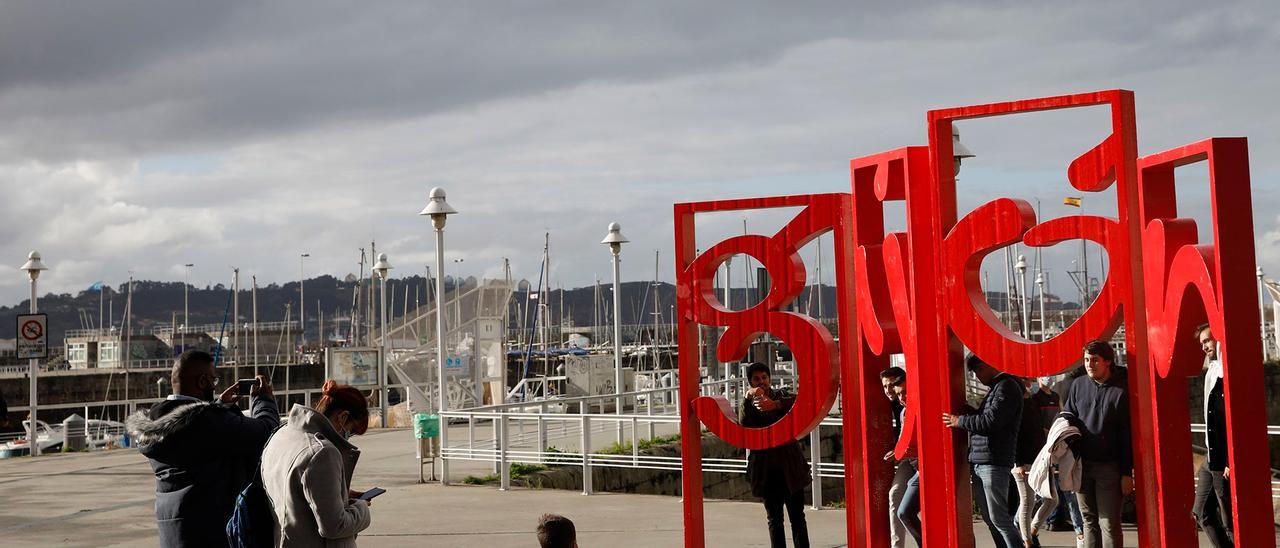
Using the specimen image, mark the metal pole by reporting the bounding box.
[1259,267,1267,361]
[28,275,39,457]
[380,270,389,427]
[233,269,239,384]
[1037,272,1047,341]
[252,276,259,377]
[300,254,307,347]
[435,226,449,484]
[612,247,624,421]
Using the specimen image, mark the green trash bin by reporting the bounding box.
[414,414,440,439]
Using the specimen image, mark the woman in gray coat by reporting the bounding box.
[261,380,372,547]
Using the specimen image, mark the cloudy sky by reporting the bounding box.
[2,1,1278,311]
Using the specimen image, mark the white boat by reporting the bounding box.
[0,420,63,458]
[0,418,127,458]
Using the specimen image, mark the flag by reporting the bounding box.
[1063,197,1083,207]
[88,281,104,291]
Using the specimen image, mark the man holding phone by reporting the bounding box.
[126,350,278,547]
[740,362,810,548]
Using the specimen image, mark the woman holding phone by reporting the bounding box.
[261,380,373,547]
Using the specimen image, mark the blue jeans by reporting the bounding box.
[971,464,1023,548]
[1047,471,1084,533]
[895,471,922,547]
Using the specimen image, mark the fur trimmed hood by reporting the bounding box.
[125,400,210,447]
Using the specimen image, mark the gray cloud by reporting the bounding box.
[1,1,1279,308]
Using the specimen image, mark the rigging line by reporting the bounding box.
[213,278,233,366]
[519,254,547,388]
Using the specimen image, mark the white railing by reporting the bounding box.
[437,385,1280,508]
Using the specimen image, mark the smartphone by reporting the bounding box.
[237,378,259,394]
[358,487,386,501]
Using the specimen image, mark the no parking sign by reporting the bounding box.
[16,313,47,359]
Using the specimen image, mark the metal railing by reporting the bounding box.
[437,384,1280,508]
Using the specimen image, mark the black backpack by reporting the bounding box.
[226,426,284,548]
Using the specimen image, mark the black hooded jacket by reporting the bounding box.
[125,396,279,547]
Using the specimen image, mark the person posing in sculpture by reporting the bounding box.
[1192,324,1233,547]
[943,355,1025,548]
[1061,340,1132,548]
[126,350,279,547]
[880,366,917,548]
[740,362,810,548]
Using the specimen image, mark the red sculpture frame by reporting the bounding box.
[674,90,1275,547]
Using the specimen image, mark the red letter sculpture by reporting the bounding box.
[674,90,1275,548]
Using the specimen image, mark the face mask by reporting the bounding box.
[341,430,353,441]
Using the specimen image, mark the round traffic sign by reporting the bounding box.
[20,319,43,341]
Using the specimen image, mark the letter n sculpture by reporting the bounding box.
[674,90,1275,548]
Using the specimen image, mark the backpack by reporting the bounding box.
[226,425,284,548]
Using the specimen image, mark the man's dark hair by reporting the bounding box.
[172,350,215,387]
[536,514,576,548]
[1082,340,1116,363]
[964,354,988,372]
[879,366,906,385]
[1194,322,1212,338]
[745,362,771,378]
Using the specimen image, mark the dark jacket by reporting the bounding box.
[957,373,1023,466]
[1204,371,1228,471]
[1016,394,1048,466]
[740,387,810,498]
[1030,386,1061,431]
[1061,366,1132,474]
[126,396,280,547]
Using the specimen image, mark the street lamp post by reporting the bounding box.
[601,223,629,431]
[300,253,310,347]
[420,187,456,484]
[21,251,48,457]
[373,253,393,428]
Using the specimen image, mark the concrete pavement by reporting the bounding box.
[0,425,1244,547]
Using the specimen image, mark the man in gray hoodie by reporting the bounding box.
[126,350,279,547]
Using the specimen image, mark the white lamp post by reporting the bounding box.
[1014,255,1028,338]
[420,187,456,484]
[20,251,48,457]
[373,253,393,427]
[601,223,629,427]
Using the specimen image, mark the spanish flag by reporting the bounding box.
[1063,197,1083,207]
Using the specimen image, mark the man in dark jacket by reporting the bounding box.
[740,362,810,548]
[943,354,1023,548]
[125,350,279,547]
[1192,324,1233,547]
[1061,340,1132,548]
